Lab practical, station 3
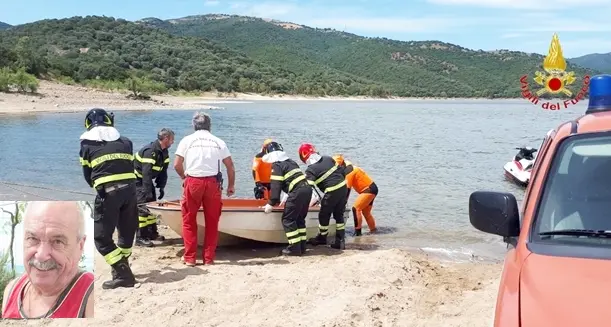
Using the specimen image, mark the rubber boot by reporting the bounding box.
[330,230,346,250]
[281,243,303,256]
[102,257,136,290]
[300,240,307,254]
[135,228,154,247]
[307,233,327,246]
[150,222,165,241]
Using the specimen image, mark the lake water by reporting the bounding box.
[0,99,588,262]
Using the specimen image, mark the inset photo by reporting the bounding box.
[0,201,94,319]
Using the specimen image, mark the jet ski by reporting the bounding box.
[503,147,538,187]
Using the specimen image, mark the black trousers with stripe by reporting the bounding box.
[282,185,312,243]
[319,185,348,227]
[135,179,157,238]
[93,183,139,261]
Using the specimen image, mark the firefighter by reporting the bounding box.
[79,108,138,290]
[298,143,348,250]
[333,155,378,236]
[252,139,273,200]
[134,128,175,247]
[261,141,313,255]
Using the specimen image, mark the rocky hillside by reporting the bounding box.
[138,14,598,98]
[570,53,611,73]
[0,16,387,97]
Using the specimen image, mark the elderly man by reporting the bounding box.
[174,111,235,266]
[2,201,94,319]
[134,128,175,247]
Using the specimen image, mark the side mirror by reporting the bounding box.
[469,191,520,238]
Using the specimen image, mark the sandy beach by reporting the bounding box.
[0,80,504,115]
[0,80,227,114]
[3,226,502,327]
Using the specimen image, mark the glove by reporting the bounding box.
[254,184,266,199]
[263,204,273,214]
[158,188,165,200]
[96,187,106,200]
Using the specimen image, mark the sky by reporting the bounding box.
[0,202,95,272]
[1,0,611,58]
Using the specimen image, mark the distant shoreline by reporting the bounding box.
[0,80,539,115]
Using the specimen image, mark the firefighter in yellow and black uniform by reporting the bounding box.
[134,128,175,247]
[79,108,138,290]
[261,141,313,256]
[298,143,348,250]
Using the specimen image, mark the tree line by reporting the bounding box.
[0,16,393,98]
[0,15,599,98]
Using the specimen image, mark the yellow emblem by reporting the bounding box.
[533,33,576,97]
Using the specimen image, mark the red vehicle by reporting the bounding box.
[469,74,611,327]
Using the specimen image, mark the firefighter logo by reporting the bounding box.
[519,33,590,110]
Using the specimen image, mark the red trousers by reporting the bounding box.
[181,176,223,264]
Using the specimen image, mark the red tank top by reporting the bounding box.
[2,271,94,319]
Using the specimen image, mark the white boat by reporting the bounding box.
[146,198,349,246]
[503,147,538,187]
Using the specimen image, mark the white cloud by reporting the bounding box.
[204,0,220,6]
[426,0,610,9]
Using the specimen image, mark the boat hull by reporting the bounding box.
[503,161,531,187]
[146,198,350,246]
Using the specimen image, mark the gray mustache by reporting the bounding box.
[28,258,58,271]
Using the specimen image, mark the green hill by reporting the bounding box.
[0,16,388,96]
[570,53,611,73]
[138,14,598,98]
[0,22,10,30]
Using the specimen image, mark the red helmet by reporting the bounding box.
[299,143,317,163]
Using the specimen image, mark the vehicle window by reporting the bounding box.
[523,130,555,213]
[534,135,611,243]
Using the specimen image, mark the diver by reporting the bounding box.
[333,154,378,236]
[252,139,273,200]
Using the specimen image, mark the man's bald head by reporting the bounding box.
[22,201,87,296]
[23,201,85,240]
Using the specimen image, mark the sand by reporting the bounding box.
[0,81,226,114]
[2,226,502,327]
[0,80,504,115]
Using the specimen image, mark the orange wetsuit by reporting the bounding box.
[333,155,378,234]
[252,151,272,199]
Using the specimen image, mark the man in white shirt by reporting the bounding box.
[173,111,235,266]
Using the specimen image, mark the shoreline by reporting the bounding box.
[0,80,532,115]
[88,227,502,327]
[83,228,505,326]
